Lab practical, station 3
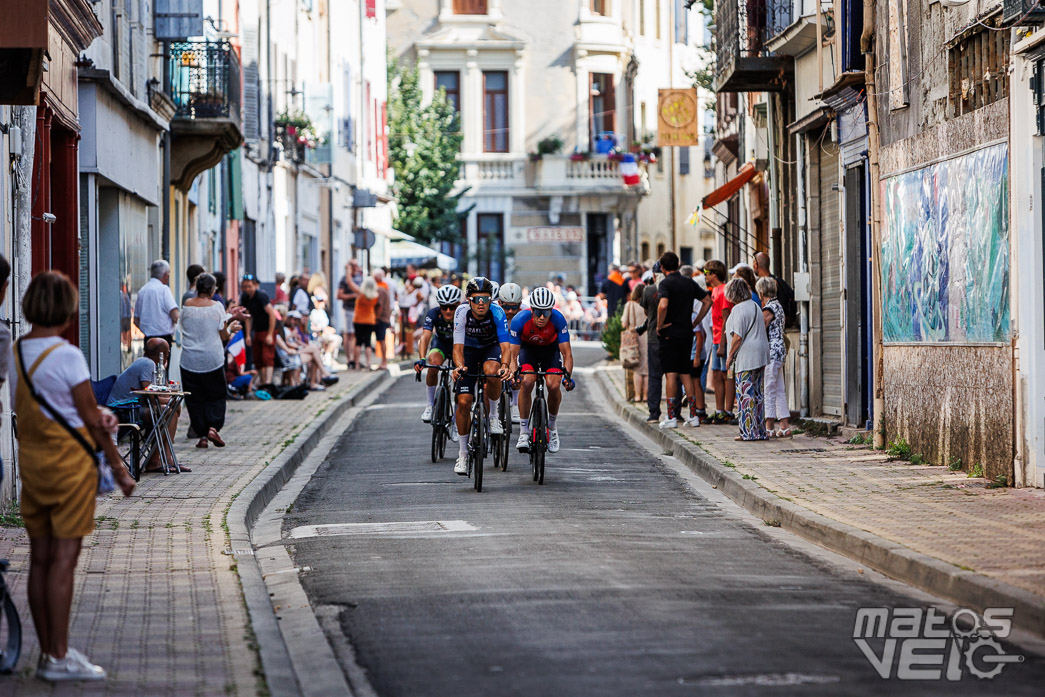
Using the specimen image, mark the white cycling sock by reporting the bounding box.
[490,400,499,421]
[426,386,436,406]
[521,419,529,430]
[549,414,557,429]
[459,432,469,457]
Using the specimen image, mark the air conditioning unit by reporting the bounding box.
[1002,0,1045,25]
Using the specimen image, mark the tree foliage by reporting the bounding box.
[387,57,470,245]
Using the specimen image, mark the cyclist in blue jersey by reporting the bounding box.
[451,277,511,475]
[508,286,575,454]
[415,285,462,433]
[498,283,524,423]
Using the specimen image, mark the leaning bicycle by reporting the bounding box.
[416,363,455,462]
[0,557,22,673]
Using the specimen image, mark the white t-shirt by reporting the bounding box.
[134,278,178,336]
[12,337,92,428]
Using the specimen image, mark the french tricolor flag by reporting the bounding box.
[620,153,640,187]
[227,330,246,370]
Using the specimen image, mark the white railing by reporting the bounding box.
[566,157,620,180]
[458,156,526,187]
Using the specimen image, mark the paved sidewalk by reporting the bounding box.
[604,365,1045,602]
[0,368,383,696]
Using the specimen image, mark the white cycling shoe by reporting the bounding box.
[516,432,530,452]
[454,456,469,475]
[511,405,521,423]
[548,429,560,453]
[490,418,504,435]
[421,406,433,423]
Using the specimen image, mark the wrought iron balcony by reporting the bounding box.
[715,0,794,93]
[166,40,243,190]
[169,40,240,122]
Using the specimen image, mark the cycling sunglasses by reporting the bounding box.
[502,304,521,312]
[242,273,257,281]
[533,309,553,318]
[469,295,492,305]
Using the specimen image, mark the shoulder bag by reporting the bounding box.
[16,341,115,495]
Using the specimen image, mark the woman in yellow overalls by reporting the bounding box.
[14,271,134,682]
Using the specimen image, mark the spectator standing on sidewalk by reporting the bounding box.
[273,272,289,307]
[754,251,796,327]
[655,252,711,429]
[758,276,791,437]
[337,259,364,369]
[639,266,663,423]
[705,260,736,423]
[14,271,134,682]
[181,264,205,305]
[353,277,380,369]
[620,283,648,403]
[181,273,243,450]
[724,278,770,441]
[373,269,393,370]
[239,274,278,386]
[600,263,629,317]
[134,260,179,367]
[732,263,761,307]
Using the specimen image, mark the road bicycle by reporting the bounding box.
[494,381,512,472]
[459,372,495,492]
[416,362,455,463]
[518,369,567,485]
[0,557,21,674]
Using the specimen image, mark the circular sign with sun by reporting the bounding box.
[660,90,698,128]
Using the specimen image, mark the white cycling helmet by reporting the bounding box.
[529,286,555,310]
[490,281,500,300]
[499,282,523,305]
[435,284,462,306]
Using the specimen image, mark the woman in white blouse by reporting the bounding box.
[180,273,243,450]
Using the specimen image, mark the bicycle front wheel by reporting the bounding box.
[0,580,22,674]
[472,402,485,492]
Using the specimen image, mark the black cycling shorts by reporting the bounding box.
[455,344,502,395]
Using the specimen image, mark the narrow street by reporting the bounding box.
[285,347,1045,696]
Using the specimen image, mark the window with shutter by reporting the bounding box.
[242,26,260,142]
[483,71,509,153]
[679,147,690,175]
[454,0,488,14]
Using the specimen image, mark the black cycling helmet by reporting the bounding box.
[465,276,494,297]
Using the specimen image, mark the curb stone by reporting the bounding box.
[594,366,1045,639]
[227,367,399,697]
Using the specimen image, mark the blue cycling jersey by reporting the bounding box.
[509,309,570,347]
[422,307,454,344]
[453,303,510,348]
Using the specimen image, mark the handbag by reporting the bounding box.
[620,328,640,369]
[16,341,116,495]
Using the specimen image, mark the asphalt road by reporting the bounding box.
[285,346,1045,696]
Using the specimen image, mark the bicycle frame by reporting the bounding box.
[416,363,455,462]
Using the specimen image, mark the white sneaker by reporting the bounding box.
[37,648,106,682]
[454,456,469,475]
[516,432,530,452]
[511,405,521,423]
[449,429,460,442]
[659,417,678,429]
[421,406,433,423]
[685,416,701,427]
[548,429,560,453]
[490,418,504,435]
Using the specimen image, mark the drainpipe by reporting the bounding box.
[162,131,171,259]
[796,131,810,417]
[862,0,885,448]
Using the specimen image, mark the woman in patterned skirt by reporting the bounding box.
[723,278,770,441]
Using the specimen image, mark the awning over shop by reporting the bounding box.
[387,239,458,270]
[702,161,757,209]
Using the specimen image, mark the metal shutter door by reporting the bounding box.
[819,141,843,416]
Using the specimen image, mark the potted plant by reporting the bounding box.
[630,140,643,154]
[569,150,591,162]
[531,133,565,161]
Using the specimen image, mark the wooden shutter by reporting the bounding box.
[242,25,260,142]
[155,0,203,39]
[819,136,843,416]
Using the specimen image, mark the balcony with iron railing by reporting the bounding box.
[715,0,794,93]
[167,41,244,190]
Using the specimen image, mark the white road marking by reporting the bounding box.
[288,520,477,539]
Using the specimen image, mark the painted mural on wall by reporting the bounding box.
[880,143,1010,343]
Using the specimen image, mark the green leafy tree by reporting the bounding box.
[388,57,471,246]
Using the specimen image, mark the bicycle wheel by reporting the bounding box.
[472,401,485,492]
[499,393,511,471]
[536,448,545,485]
[0,579,22,674]
[431,388,446,463]
[529,404,544,482]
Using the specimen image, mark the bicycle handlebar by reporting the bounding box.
[415,362,454,381]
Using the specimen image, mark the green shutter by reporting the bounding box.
[227,149,244,221]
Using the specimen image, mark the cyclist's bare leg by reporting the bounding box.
[547,378,563,419]
[483,360,502,401]
[518,373,536,423]
[425,350,443,386]
[455,393,473,437]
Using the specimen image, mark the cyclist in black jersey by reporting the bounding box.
[415,284,462,426]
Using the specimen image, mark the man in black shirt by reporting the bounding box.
[239,274,278,385]
[656,251,711,428]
